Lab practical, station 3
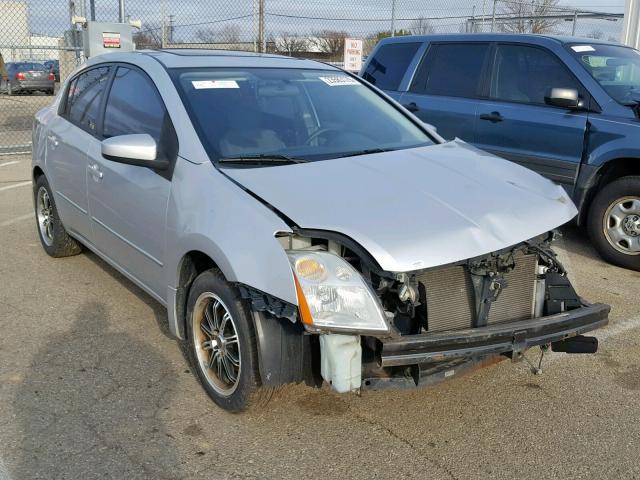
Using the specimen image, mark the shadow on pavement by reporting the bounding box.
[12,301,182,479]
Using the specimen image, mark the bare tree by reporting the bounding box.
[498,0,562,34]
[311,30,348,61]
[274,32,308,56]
[586,29,604,39]
[410,17,435,35]
[133,22,162,49]
[195,24,242,44]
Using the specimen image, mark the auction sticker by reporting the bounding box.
[319,75,360,86]
[571,45,595,53]
[191,80,239,89]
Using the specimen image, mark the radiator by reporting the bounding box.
[416,253,538,332]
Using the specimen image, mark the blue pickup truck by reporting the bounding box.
[362,34,640,271]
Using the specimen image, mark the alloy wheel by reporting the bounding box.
[36,186,54,246]
[192,292,241,396]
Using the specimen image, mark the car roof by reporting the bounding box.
[376,33,622,47]
[89,49,341,71]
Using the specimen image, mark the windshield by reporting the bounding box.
[17,63,47,71]
[568,43,640,105]
[172,68,435,164]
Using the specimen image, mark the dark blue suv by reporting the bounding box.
[362,34,640,271]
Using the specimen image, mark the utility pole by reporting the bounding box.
[390,0,396,37]
[490,0,497,32]
[622,0,640,47]
[571,10,578,36]
[89,0,95,21]
[168,14,174,44]
[258,0,265,52]
[118,0,125,23]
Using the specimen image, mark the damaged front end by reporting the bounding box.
[260,230,610,393]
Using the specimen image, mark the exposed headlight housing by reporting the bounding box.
[287,250,390,334]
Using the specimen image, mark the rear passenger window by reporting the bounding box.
[103,67,177,161]
[411,43,490,98]
[66,67,110,133]
[362,42,421,91]
[491,44,579,105]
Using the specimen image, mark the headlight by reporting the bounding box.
[287,250,389,334]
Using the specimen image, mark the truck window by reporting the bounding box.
[362,42,421,91]
[410,43,490,98]
[491,44,579,105]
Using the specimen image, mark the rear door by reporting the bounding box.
[399,42,491,141]
[46,66,110,239]
[474,43,589,191]
[86,65,178,297]
[361,41,423,101]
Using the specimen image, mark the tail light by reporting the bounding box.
[15,72,26,80]
[48,72,55,81]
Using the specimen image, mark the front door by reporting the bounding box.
[87,66,177,298]
[474,43,589,192]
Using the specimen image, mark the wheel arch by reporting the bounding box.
[32,165,45,181]
[171,249,226,340]
[578,157,640,226]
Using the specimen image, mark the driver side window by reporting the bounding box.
[491,45,580,105]
[102,66,177,162]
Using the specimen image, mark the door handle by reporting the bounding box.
[88,163,103,180]
[403,102,420,113]
[479,111,503,123]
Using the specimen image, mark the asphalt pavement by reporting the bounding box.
[1,155,640,480]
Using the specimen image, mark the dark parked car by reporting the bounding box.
[44,59,60,82]
[1,62,55,95]
[362,34,640,271]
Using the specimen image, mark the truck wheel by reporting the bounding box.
[34,175,83,257]
[185,269,272,412]
[588,176,640,271]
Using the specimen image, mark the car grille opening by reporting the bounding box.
[416,252,538,333]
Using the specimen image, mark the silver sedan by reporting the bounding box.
[32,50,609,412]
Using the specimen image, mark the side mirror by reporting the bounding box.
[101,134,168,169]
[544,88,580,109]
[422,122,437,133]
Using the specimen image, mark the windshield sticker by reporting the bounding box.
[571,45,596,53]
[319,75,360,86]
[191,80,239,89]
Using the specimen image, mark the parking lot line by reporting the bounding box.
[0,161,19,168]
[0,213,34,227]
[0,181,31,193]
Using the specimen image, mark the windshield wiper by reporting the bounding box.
[338,147,388,158]
[219,154,308,165]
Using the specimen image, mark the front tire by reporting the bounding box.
[185,269,270,412]
[34,175,82,258]
[587,176,640,271]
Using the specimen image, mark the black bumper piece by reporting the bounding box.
[380,303,610,367]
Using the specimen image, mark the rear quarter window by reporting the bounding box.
[362,42,421,91]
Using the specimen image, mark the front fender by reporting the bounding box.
[165,158,297,337]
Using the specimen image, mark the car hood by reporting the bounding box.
[224,140,577,272]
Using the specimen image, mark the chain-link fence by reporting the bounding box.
[0,0,624,155]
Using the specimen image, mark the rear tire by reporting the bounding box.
[587,175,640,271]
[33,175,82,258]
[185,269,272,412]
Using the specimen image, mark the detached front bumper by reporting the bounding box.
[379,302,610,367]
